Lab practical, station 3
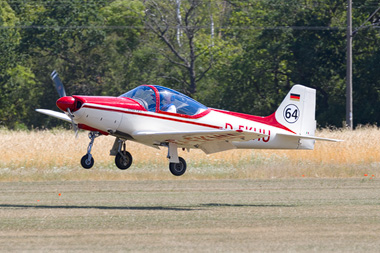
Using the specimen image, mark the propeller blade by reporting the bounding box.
[67,108,79,138]
[49,71,77,138]
[51,70,66,98]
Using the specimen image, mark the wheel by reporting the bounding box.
[81,154,94,169]
[169,157,187,176]
[115,151,133,170]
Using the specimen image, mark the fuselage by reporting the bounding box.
[57,85,306,151]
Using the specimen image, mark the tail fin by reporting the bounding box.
[275,85,317,149]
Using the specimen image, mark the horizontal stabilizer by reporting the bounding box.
[35,109,71,123]
[277,133,342,142]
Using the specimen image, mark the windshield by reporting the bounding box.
[119,86,156,112]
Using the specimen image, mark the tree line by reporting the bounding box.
[1,0,379,129]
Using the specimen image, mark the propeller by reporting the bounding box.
[51,70,79,137]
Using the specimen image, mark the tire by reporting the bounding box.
[115,151,133,170]
[81,154,94,169]
[169,157,187,176]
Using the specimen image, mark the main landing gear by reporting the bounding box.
[167,143,187,176]
[114,139,133,170]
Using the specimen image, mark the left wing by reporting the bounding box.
[132,129,267,154]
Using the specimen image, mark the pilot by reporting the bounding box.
[160,91,177,113]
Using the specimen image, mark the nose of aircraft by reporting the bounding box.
[56,96,76,112]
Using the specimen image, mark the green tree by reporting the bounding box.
[11,1,108,128]
[143,0,226,96]
[98,0,147,95]
[351,1,380,125]
[18,0,107,95]
[0,1,41,128]
[203,0,349,127]
[1,0,379,129]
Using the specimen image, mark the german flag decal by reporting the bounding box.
[290,93,300,101]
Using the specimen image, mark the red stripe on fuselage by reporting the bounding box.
[212,109,295,134]
[82,104,222,130]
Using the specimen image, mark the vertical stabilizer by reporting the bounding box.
[275,85,317,149]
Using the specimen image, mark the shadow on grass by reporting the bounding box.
[0,203,296,211]
[0,204,196,211]
[200,203,297,208]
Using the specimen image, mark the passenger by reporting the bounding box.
[160,91,177,113]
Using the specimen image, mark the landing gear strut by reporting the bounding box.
[115,139,133,170]
[80,131,100,169]
[167,143,187,176]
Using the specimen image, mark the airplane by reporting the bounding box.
[36,70,340,176]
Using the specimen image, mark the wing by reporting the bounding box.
[132,130,267,154]
[36,109,71,123]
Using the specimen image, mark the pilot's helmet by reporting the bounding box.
[160,90,174,103]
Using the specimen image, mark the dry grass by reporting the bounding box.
[0,126,379,181]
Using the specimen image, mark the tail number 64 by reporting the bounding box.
[283,104,299,123]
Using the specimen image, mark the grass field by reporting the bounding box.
[0,179,379,252]
[0,126,379,181]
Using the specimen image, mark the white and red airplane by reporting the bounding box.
[36,71,339,176]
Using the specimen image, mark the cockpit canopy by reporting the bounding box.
[119,85,208,116]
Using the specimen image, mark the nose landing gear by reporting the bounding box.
[80,131,100,169]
